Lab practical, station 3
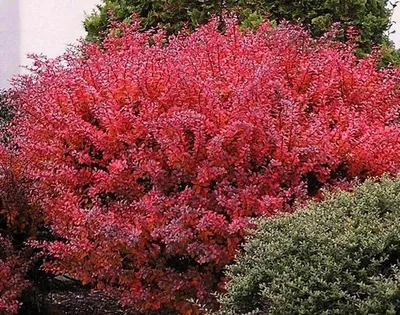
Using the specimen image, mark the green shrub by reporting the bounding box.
[84,0,393,55]
[0,90,14,126]
[218,176,400,314]
[0,90,15,145]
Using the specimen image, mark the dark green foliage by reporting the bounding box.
[218,176,400,314]
[84,0,393,54]
[84,0,228,41]
[379,40,400,67]
[0,90,15,144]
[0,90,14,127]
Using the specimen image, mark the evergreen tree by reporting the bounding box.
[85,0,395,55]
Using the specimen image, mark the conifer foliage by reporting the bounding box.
[218,176,400,314]
[84,0,393,56]
[11,19,400,313]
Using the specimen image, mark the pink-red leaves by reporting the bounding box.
[0,235,29,314]
[10,19,400,313]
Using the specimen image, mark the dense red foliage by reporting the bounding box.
[10,19,400,312]
[0,142,37,314]
[0,149,41,238]
[0,235,29,314]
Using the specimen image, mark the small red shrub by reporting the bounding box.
[10,19,400,312]
[0,150,41,239]
[0,148,38,314]
[0,235,29,314]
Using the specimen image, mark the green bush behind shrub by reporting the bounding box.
[0,90,15,144]
[84,0,394,56]
[218,176,400,314]
[0,90,14,126]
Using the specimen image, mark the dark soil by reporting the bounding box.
[18,276,174,315]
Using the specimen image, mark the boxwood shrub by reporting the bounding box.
[218,176,400,314]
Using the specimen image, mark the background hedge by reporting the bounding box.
[85,0,394,55]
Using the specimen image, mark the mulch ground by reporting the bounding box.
[42,289,141,315]
[19,279,175,315]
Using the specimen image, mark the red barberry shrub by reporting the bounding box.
[9,19,400,313]
[0,234,29,314]
[0,147,39,314]
[0,149,41,239]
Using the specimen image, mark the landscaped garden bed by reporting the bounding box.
[2,0,400,314]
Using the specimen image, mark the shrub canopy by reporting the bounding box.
[218,176,400,314]
[11,19,400,313]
